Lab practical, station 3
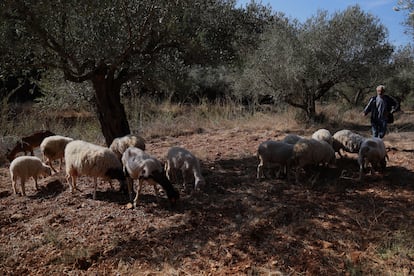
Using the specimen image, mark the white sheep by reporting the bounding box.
[64,140,126,200]
[40,135,74,172]
[122,147,179,207]
[110,134,146,160]
[9,156,52,196]
[358,138,387,180]
[256,140,294,179]
[109,134,145,194]
[311,128,333,145]
[165,146,205,191]
[281,134,303,145]
[332,129,366,157]
[292,138,336,183]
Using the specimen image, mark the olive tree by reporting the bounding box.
[0,0,250,145]
[234,5,393,120]
[386,45,414,108]
[394,0,414,39]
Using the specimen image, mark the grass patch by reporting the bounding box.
[0,95,389,144]
[376,230,414,261]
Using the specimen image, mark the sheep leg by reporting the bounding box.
[275,165,282,179]
[67,174,78,193]
[33,176,39,190]
[151,179,160,200]
[126,177,134,202]
[11,176,17,195]
[66,174,72,192]
[165,162,172,181]
[309,172,320,186]
[174,169,179,185]
[93,178,98,200]
[257,163,264,179]
[133,179,144,208]
[359,157,367,181]
[181,169,188,189]
[167,165,178,185]
[48,159,57,173]
[21,179,26,196]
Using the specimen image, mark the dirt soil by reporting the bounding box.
[1,124,414,275]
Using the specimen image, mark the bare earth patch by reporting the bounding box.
[1,124,413,275]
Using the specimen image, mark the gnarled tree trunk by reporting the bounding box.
[305,92,316,121]
[91,68,130,146]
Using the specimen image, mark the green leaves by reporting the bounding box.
[234,5,394,120]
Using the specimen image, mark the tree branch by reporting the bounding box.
[8,1,83,73]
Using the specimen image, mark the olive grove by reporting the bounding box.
[232,6,394,120]
[0,0,271,144]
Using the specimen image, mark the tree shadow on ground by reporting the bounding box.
[95,152,414,274]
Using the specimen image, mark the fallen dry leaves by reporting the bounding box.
[1,125,413,275]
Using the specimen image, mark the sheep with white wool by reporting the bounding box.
[64,140,126,200]
[110,134,146,160]
[165,146,205,191]
[9,156,52,196]
[292,138,336,183]
[358,138,387,181]
[40,135,74,172]
[311,128,333,146]
[122,147,179,207]
[256,140,294,179]
[332,129,366,157]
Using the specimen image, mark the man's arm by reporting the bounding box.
[363,97,374,115]
[388,95,400,113]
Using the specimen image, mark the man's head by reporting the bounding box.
[376,85,385,96]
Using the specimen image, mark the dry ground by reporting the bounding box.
[1,116,414,275]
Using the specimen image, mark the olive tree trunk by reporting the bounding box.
[91,70,130,146]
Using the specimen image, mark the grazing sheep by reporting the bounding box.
[256,140,294,179]
[7,130,55,161]
[165,147,205,191]
[122,147,179,207]
[292,138,336,183]
[311,128,333,146]
[64,140,126,200]
[110,134,146,160]
[281,134,303,145]
[358,138,387,180]
[9,156,52,196]
[332,129,366,157]
[40,135,74,172]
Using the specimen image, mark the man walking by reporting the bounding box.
[363,85,399,138]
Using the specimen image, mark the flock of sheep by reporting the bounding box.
[7,131,204,207]
[5,127,387,207]
[257,128,388,183]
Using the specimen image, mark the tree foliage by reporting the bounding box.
[394,0,414,39]
[0,0,271,144]
[386,44,414,108]
[233,5,394,120]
